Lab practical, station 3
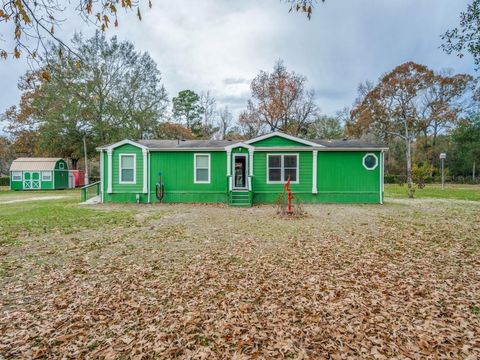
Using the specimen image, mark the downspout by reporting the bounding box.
[147,151,151,203]
[380,150,384,204]
[107,149,113,194]
[312,150,318,194]
[100,150,104,203]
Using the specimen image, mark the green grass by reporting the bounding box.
[385,184,480,201]
[0,196,136,245]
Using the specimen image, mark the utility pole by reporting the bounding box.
[440,153,446,189]
[83,136,89,186]
[473,161,476,182]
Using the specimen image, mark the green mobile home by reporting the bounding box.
[9,158,69,191]
[97,132,387,206]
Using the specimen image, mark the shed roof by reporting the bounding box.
[10,158,62,171]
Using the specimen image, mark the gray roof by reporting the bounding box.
[310,139,385,148]
[136,138,386,150]
[137,139,234,149]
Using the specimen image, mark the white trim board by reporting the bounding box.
[97,139,148,152]
[245,131,323,147]
[224,142,255,152]
[362,153,379,171]
[232,153,248,190]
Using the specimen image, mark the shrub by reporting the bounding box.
[412,163,435,189]
[384,174,396,184]
[0,177,10,186]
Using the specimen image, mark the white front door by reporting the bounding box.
[233,154,248,190]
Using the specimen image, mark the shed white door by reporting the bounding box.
[23,172,31,189]
[23,172,40,190]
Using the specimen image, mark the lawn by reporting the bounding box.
[385,183,480,201]
[0,189,479,358]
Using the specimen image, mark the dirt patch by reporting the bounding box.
[1,201,479,358]
[0,195,70,205]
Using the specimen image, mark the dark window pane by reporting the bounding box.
[284,155,297,168]
[122,169,134,182]
[268,155,281,168]
[284,168,297,182]
[268,168,281,181]
[364,155,377,169]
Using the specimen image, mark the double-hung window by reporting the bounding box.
[41,171,52,181]
[12,171,22,181]
[194,154,210,184]
[267,154,298,183]
[120,154,136,184]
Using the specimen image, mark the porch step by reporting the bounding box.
[229,191,252,207]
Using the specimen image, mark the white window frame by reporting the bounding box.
[119,153,137,184]
[194,153,211,184]
[12,171,22,181]
[266,153,299,184]
[363,153,379,170]
[41,171,52,181]
[58,162,65,170]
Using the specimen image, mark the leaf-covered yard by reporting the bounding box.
[1,195,479,358]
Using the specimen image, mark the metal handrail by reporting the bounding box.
[80,181,100,202]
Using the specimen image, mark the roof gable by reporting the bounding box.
[97,139,148,151]
[245,131,322,147]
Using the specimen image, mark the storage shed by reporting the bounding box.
[9,158,69,190]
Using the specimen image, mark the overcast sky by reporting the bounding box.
[0,0,476,129]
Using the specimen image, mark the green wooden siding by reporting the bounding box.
[149,151,227,203]
[249,135,308,147]
[102,144,147,203]
[9,172,22,190]
[112,144,144,193]
[100,142,382,204]
[54,160,69,189]
[252,151,381,204]
[252,151,312,203]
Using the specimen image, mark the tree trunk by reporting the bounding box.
[406,138,414,198]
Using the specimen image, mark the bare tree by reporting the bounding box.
[238,100,267,138]
[244,59,319,135]
[217,106,233,140]
[200,91,217,128]
[292,89,320,136]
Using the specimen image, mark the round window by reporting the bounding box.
[363,154,378,170]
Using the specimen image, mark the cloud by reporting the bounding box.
[0,0,476,131]
[223,77,250,85]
